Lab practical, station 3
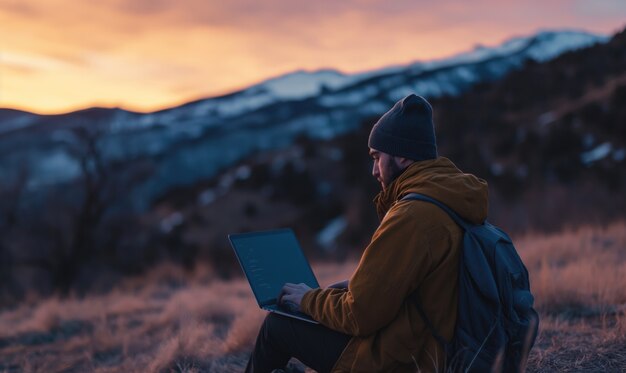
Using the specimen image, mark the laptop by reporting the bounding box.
[229,228,320,324]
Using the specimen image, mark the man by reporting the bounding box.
[246,94,489,372]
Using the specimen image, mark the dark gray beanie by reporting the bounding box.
[368,94,437,161]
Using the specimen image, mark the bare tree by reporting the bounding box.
[50,126,108,293]
[0,164,29,304]
[46,124,154,294]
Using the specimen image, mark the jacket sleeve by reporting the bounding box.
[301,202,433,336]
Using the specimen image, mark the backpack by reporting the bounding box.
[401,193,539,373]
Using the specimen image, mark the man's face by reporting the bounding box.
[369,148,405,191]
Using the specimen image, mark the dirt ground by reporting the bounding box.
[1,222,625,372]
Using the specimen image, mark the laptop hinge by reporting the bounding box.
[259,298,276,307]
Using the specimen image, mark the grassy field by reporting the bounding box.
[1,222,625,372]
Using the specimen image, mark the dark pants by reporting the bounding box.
[246,313,352,373]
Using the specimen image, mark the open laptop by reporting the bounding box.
[229,228,320,324]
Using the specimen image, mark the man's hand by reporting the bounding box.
[278,282,312,312]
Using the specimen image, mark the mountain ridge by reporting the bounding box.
[0,26,624,300]
[0,28,612,213]
[1,29,606,120]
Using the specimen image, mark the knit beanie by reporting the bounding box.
[368,94,437,161]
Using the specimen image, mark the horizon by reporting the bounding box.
[1,0,626,115]
[2,26,617,117]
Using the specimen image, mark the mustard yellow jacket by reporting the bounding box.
[301,157,489,372]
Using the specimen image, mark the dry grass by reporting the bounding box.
[519,222,626,315]
[1,222,625,372]
[517,221,626,372]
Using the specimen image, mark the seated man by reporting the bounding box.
[246,94,488,373]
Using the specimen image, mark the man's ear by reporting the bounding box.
[396,157,414,168]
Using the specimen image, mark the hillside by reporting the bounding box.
[1,223,625,372]
[147,26,626,276]
[0,30,606,210]
[433,26,626,229]
[0,27,623,302]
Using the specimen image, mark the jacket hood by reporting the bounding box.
[374,157,489,224]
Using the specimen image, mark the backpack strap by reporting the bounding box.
[402,193,509,370]
[401,193,467,354]
[409,290,450,351]
[400,193,471,231]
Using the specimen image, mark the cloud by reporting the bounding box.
[1,51,75,72]
[573,0,626,18]
[0,1,40,16]
[109,0,173,15]
[99,0,446,34]
[1,0,624,113]
[3,63,37,75]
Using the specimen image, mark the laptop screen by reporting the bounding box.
[229,228,320,306]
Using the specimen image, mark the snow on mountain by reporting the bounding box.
[164,69,356,121]
[3,29,605,136]
[139,29,606,126]
[256,69,354,99]
[416,30,607,71]
[0,28,612,209]
[581,142,613,165]
[319,29,607,107]
[526,30,610,62]
[417,37,530,70]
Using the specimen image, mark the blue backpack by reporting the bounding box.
[402,193,539,373]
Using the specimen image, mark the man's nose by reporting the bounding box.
[372,163,379,179]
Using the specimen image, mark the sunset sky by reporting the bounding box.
[1,0,625,114]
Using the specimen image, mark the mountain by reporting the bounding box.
[0,29,608,211]
[1,27,624,297]
[147,25,625,268]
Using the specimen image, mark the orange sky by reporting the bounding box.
[1,0,625,114]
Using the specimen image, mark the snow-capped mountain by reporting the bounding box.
[0,29,609,210]
[131,30,605,127]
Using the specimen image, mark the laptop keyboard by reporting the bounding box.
[265,303,311,318]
